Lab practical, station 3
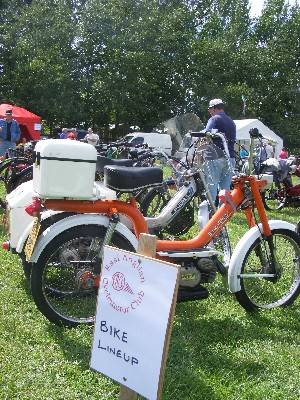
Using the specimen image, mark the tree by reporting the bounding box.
[0,0,298,147]
[79,0,197,136]
[250,0,300,149]
[1,0,82,131]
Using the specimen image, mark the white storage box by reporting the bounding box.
[33,139,97,199]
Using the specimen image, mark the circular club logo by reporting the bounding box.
[112,272,133,294]
[102,251,145,313]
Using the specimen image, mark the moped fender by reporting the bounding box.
[16,210,64,254]
[228,220,296,293]
[23,214,138,263]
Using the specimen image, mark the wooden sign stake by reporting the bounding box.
[119,233,157,400]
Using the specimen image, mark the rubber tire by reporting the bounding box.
[261,184,285,211]
[6,166,33,194]
[235,229,300,311]
[140,187,171,217]
[30,224,135,327]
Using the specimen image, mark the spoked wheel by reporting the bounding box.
[22,212,76,281]
[261,184,285,211]
[140,187,172,217]
[30,225,135,327]
[133,187,149,208]
[235,229,300,310]
[6,166,33,194]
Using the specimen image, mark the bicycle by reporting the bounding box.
[0,145,35,208]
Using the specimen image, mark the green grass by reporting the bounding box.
[1,201,300,399]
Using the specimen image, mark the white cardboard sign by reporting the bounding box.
[91,246,179,400]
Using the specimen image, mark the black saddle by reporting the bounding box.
[96,156,133,174]
[104,165,163,192]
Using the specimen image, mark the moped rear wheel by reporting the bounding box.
[22,212,76,281]
[235,229,300,310]
[30,225,134,327]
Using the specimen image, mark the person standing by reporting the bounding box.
[84,128,98,146]
[259,144,268,162]
[71,128,78,140]
[239,144,248,159]
[278,147,288,159]
[204,98,236,201]
[265,141,274,158]
[59,128,68,139]
[0,109,21,157]
[17,138,27,154]
[67,132,76,140]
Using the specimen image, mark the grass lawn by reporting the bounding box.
[0,199,300,399]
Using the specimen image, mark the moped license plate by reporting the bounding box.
[24,217,40,261]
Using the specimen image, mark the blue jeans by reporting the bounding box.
[0,140,17,157]
[204,157,235,202]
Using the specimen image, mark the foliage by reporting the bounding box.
[0,0,299,147]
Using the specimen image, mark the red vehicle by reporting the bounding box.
[261,159,300,211]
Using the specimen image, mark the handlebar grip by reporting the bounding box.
[249,128,263,138]
[190,131,208,138]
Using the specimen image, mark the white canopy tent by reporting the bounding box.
[234,119,283,158]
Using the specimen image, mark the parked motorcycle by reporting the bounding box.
[19,130,300,327]
[0,143,36,208]
[2,145,187,278]
[260,158,300,211]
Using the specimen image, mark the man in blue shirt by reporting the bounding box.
[204,99,236,202]
[0,109,21,157]
[59,128,68,139]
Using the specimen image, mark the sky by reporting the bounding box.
[250,0,298,17]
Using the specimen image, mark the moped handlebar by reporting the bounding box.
[190,131,208,138]
[249,128,263,139]
[190,130,231,163]
[191,130,228,145]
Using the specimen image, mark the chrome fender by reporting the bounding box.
[24,214,138,263]
[228,220,296,293]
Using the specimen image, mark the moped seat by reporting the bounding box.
[104,165,163,192]
[96,156,133,174]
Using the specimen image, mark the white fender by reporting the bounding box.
[228,220,296,293]
[16,210,64,254]
[23,214,138,263]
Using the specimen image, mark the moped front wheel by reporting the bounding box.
[140,187,172,217]
[30,225,135,327]
[235,229,300,310]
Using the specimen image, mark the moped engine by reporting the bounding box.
[180,257,217,286]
